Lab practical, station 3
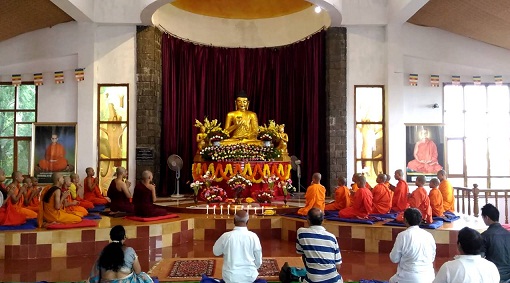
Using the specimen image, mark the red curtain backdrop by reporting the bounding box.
[160,31,326,196]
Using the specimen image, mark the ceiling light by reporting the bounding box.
[314,6,321,13]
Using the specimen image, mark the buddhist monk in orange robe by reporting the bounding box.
[84,167,110,205]
[324,176,351,211]
[384,174,396,192]
[38,134,69,171]
[339,175,373,218]
[5,172,37,219]
[437,170,455,212]
[391,169,410,212]
[69,173,94,209]
[428,177,444,217]
[371,174,392,214]
[22,177,40,213]
[406,175,433,223]
[61,176,88,217]
[41,173,82,225]
[0,168,7,201]
[297,173,326,216]
[407,128,443,173]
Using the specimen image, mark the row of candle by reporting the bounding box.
[205,204,265,215]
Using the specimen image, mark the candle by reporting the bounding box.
[206,205,209,215]
[234,205,237,214]
[213,205,217,215]
[254,207,258,215]
[241,205,244,211]
[246,205,250,214]
[220,205,223,215]
[261,206,265,214]
[227,205,230,215]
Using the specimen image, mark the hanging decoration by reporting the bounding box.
[75,68,85,81]
[495,75,503,85]
[54,71,64,84]
[409,74,418,86]
[11,74,21,86]
[451,75,461,86]
[473,76,481,85]
[430,75,440,87]
[34,73,44,86]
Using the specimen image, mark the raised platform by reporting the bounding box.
[0,198,487,260]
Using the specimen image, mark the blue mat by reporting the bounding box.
[433,211,460,222]
[87,205,106,212]
[84,214,102,220]
[384,219,444,229]
[0,219,38,231]
[280,213,307,220]
[325,210,340,217]
[324,215,384,225]
[369,213,397,219]
[360,280,389,283]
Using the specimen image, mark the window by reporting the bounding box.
[0,84,37,177]
[97,84,129,192]
[354,86,385,185]
[444,84,510,188]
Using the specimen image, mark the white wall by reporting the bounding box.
[0,22,137,182]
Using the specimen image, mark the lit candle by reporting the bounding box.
[220,205,223,215]
[213,205,217,215]
[246,205,250,214]
[227,205,230,215]
[261,206,265,214]
[234,205,237,214]
[254,207,258,215]
[206,205,209,215]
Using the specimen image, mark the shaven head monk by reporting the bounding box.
[391,169,409,212]
[406,175,433,223]
[437,169,455,212]
[428,177,444,217]
[325,176,351,211]
[339,175,373,219]
[297,172,326,216]
[371,174,392,214]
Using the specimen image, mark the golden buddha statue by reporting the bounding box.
[221,91,263,146]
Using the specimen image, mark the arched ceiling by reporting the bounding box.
[171,0,312,20]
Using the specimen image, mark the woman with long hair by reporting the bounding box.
[88,225,153,283]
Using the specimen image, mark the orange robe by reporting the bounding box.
[23,187,40,213]
[84,176,108,205]
[429,187,445,217]
[297,183,326,216]
[61,188,88,217]
[339,187,373,218]
[42,187,82,224]
[324,185,351,211]
[439,179,455,212]
[8,186,37,219]
[371,183,392,214]
[391,180,409,212]
[407,187,433,223]
[69,183,94,209]
[0,196,27,226]
[407,138,442,173]
[38,143,68,171]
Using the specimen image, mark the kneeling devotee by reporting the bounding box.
[42,172,82,224]
[132,170,167,217]
[371,174,392,214]
[107,167,134,214]
[297,173,325,216]
[84,167,110,205]
[390,208,436,283]
[391,169,410,213]
[433,227,500,283]
[428,178,444,217]
[324,176,351,211]
[213,210,262,283]
[296,208,343,283]
[339,175,373,219]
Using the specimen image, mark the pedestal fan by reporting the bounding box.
[167,154,184,198]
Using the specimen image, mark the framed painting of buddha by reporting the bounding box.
[405,124,445,183]
[31,123,77,183]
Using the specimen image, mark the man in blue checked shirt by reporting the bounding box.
[296,208,343,283]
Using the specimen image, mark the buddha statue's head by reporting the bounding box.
[235,90,249,111]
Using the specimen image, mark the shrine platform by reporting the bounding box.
[0,196,486,260]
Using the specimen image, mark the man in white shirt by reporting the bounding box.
[389,208,436,283]
[213,210,262,283]
[433,227,500,283]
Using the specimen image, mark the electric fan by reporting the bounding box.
[290,155,302,193]
[167,154,184,198]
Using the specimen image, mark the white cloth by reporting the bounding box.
[389,225,436,283]
[432,254,500,283]
[213,226,262,283]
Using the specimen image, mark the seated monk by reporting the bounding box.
[132,170,167,217]
[28,177,43,209]
[38,134,69,171]
[5,172,37,219]
[339,175,373,219]
[0,168,7,201]
[22,177,40,213]
[397,175,433,223]
[41,173,82,224]
[107,167,134,213]
[69,173,94,209]
[385,174,396,191]
[220,90,262,146]
[428,177,444,217]
[437,170,455,212]
[371,174,392,214]
[297,173,325,216]
[407,128,442,173]
[84,167,110,205]
[391,169,410,213]
[61,176,88,217]
[324,176,351,211]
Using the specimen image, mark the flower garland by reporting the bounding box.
[200,144,281,162]
[192,162,292,183]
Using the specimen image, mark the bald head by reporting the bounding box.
[337,176,346,186]
[357,175,367,188]
[142,170,153,180]
[52,172,63,185]
[312,173,321,183]
[376,174,386,183]
[415,175,426,186]
[234,210,249,226]
[307,208,324,226]
[116,167,126,177]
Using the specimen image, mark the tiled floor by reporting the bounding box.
[0,238,450,282]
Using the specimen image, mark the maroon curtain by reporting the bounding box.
[160,31,326,196]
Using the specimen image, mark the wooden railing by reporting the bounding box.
[454,184,510,224]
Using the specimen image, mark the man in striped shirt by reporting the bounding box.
[296,208,343,283]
